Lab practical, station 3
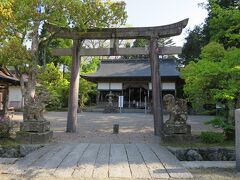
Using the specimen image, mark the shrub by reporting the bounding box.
[205,117,235,140]
[200,131,225,144]
[0,117,12,138]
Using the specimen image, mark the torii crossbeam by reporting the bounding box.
[46,18,188,137]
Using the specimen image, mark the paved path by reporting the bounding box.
[3,143,192,179]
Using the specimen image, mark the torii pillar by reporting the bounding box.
[66,40,81,132]
[150,37,163,136]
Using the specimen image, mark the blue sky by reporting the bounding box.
[122,0,208,46]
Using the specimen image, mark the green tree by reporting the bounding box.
[180,26,208,65]
[0,0,127,120]
[0,0,13,38]
[37,63,69,109]
[181,0,239,65]
[207,0,240,48]
[181,42,240,138]
[79,57,100,110]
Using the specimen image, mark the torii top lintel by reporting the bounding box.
[46,18,188,40]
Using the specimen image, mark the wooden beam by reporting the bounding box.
[46,19,188,39]
[66,40,81,133]
[149,37,164,136]
[51,46,182,56]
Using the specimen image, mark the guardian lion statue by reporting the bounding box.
[163,94,188,125]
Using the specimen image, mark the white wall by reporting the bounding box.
[8,86,22,109]
[148,82,176,90]
[98,83,110,90]
[110,83,122,90]
[98,83,123,90]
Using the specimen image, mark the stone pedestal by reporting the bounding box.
[162,123,192,143]
[162,133,193,143]
[103,105,118,113]
[163,124,191,135]
[20,121,50,133]
[16,120,52,144]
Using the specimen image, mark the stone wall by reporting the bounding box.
[0,144,43,158]
[167,147,235,161]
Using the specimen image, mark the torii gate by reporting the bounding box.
[46,18,188,137]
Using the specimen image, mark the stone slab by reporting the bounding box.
[162,133,193,143]
[149,144,193,179]
[3,144,57,175]
[20,121,50,133]
[54,143,89,177]
[181,161,235,169]
[73,144,100,178]
[33,144,76,177]
[92,144,110,178]
[125,144,151,179]
[16,130,53,144]
[136,143,169,179]
[0,158,18,165]
[109,144,132,178]
[164,123,191,135]
[3,143,193,179]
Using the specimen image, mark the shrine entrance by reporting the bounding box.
[46,18,188,137]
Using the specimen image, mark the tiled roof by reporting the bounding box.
[82,59,180,81]
[0,67,19,83]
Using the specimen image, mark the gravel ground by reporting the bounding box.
[190,168,240,180]
[12,111,217,144]
[0,165,239,180]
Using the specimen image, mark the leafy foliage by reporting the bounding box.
[207,0,240,48]
[37,63,69,110]
[180,26,209,65]
[200,131,225,143]
[182,42,240,108]
[0,0,127,116]
[181,0,239,65]
[79,57,100,110]
[205,117,234,138]
[181,42,240,139]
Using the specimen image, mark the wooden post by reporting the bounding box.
[235,109,240,171]
[66,40,81,133]
[149,37,164,136]
[128,88,131,108]
[140,87,142,107]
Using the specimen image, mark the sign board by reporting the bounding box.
[118,96,124,108]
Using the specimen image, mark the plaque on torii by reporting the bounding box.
[46,18,188,137]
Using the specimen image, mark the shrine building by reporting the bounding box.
[82,58,182,109]
[0,67,19,119]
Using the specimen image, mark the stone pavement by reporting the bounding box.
[3,143,193,179]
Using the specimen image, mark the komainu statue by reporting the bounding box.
[23,87,49,122]
[16,86,53,144]
[163,94,188,125]
[163,94,191,136]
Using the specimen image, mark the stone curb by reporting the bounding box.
[181,161,235,169]
[0,158,18,165]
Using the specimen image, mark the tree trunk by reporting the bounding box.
[23,23,39,121]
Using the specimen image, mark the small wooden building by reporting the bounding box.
[82,59,181,109]
[0,67,19,119]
